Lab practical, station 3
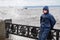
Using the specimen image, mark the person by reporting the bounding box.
[38,6,56,40]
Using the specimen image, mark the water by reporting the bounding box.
[0,6,60,28]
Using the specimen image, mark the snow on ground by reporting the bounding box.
[9,34,36,40]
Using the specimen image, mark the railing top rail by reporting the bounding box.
[6,22,60,31]
[11,23,60,31]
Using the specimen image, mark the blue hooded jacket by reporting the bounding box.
[40,6,56,28]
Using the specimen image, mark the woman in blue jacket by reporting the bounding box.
[38,6,56,40]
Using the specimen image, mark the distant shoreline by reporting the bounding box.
[24,5,60,8]
[0,5,60,8]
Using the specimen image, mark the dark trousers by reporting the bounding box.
[38,27,50,40]
[47,30,53,40]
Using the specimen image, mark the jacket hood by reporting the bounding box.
[43,6,49,10]
[43,6,49,13]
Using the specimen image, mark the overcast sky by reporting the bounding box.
[0,0,60,7]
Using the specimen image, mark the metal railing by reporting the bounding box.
[5,23,60,40]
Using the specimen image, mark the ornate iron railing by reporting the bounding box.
[5,23,60,40]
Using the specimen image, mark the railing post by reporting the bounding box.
[4,19,12,38]
[17,25,19,35]
[27,26,29,37]
[56,30,59,40]
[5,23,10,38]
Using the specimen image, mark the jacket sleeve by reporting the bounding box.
[40,16,42,24]
[50,15,56,27]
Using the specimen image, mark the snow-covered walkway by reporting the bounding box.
[8,34,36,40]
